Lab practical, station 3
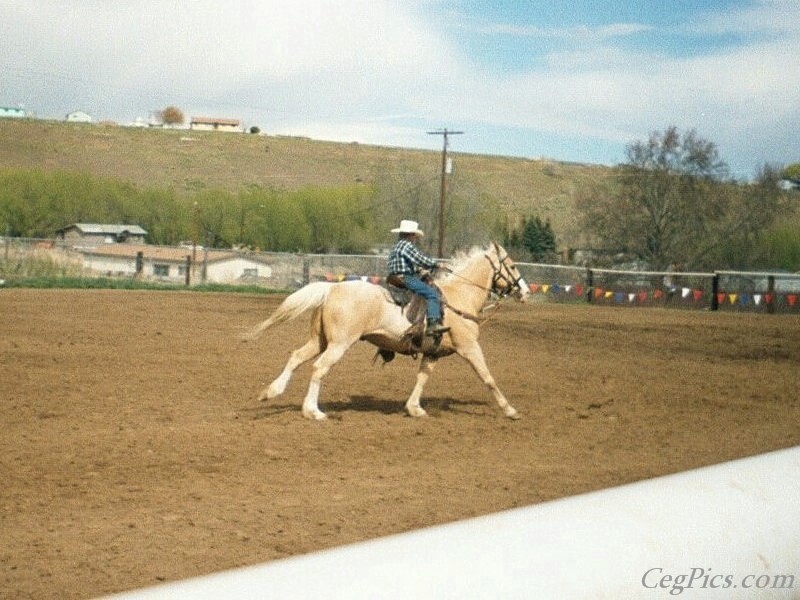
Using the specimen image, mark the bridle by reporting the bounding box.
[484,250,526,299]
[442,247,526,299]
[437,246,526,325]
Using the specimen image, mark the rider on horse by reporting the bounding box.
[387,220,450,336]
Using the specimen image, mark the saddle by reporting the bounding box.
[386,273,444,325]
[384,273,446,359]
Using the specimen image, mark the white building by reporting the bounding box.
[0,106,27,119]
[66,110,93,123]
[779,179,799,192]
[78,244,273,284]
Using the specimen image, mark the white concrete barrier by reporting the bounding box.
[104,446,800,599]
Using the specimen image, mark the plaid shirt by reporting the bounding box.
[387,239,437,275]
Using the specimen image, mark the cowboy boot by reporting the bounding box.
[425,319,450,336]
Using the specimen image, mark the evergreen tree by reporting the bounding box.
[522,216,556,260]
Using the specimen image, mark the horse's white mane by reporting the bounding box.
[440,244,492,279]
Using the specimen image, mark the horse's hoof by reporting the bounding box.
[303,410,328,421]
[266,383,284,399]
[407,407,428,418]
[505,409,521,420]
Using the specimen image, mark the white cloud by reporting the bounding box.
[425,0,800,173]
[1,0,458,118]
[688,0,799,36]
[462,20,653,42]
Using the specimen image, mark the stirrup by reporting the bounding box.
[426,321,450,336]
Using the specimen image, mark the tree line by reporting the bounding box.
[0,167,508,256]
[0,169,381,253]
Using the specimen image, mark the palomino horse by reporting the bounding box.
[245,242,528,420]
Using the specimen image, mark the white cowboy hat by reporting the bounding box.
[391,219,424,236]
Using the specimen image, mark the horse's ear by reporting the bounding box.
[491,240,501,254]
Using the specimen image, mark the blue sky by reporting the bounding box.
[1,0,797,179]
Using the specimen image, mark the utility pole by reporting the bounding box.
[427,128,463,257]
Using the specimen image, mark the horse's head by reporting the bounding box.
[487,242,529,301]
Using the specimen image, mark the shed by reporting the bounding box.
[57,223,148,245]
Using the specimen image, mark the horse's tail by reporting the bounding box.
[242,282,333,341]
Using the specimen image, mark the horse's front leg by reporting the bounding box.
[405,356,438,417]
[458,342,519,419]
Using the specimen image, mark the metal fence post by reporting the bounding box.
[586,268,594,304]
[135,251,144,279]
[767,275,776,315]
[711,274,719,311]
[302,256,310,286]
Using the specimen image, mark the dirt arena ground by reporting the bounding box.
[1,289,798,598]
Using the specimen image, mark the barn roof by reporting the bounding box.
[58,223,148,236]
[190,116,240,126]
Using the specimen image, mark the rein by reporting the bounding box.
[441,300,486,324]
[440,249,525,324]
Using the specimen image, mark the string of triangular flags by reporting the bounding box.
[527,283,799,308]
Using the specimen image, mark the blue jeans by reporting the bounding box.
[401,274,442,322]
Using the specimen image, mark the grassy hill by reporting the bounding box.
[0,119,612,247]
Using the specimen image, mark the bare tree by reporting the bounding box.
[160,106,185,126]
[578,127,791,269]
[580,127,731,268]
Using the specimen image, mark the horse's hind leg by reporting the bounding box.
[258,338,322,401]
[301,339,355,420]
[259,310,325,401]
